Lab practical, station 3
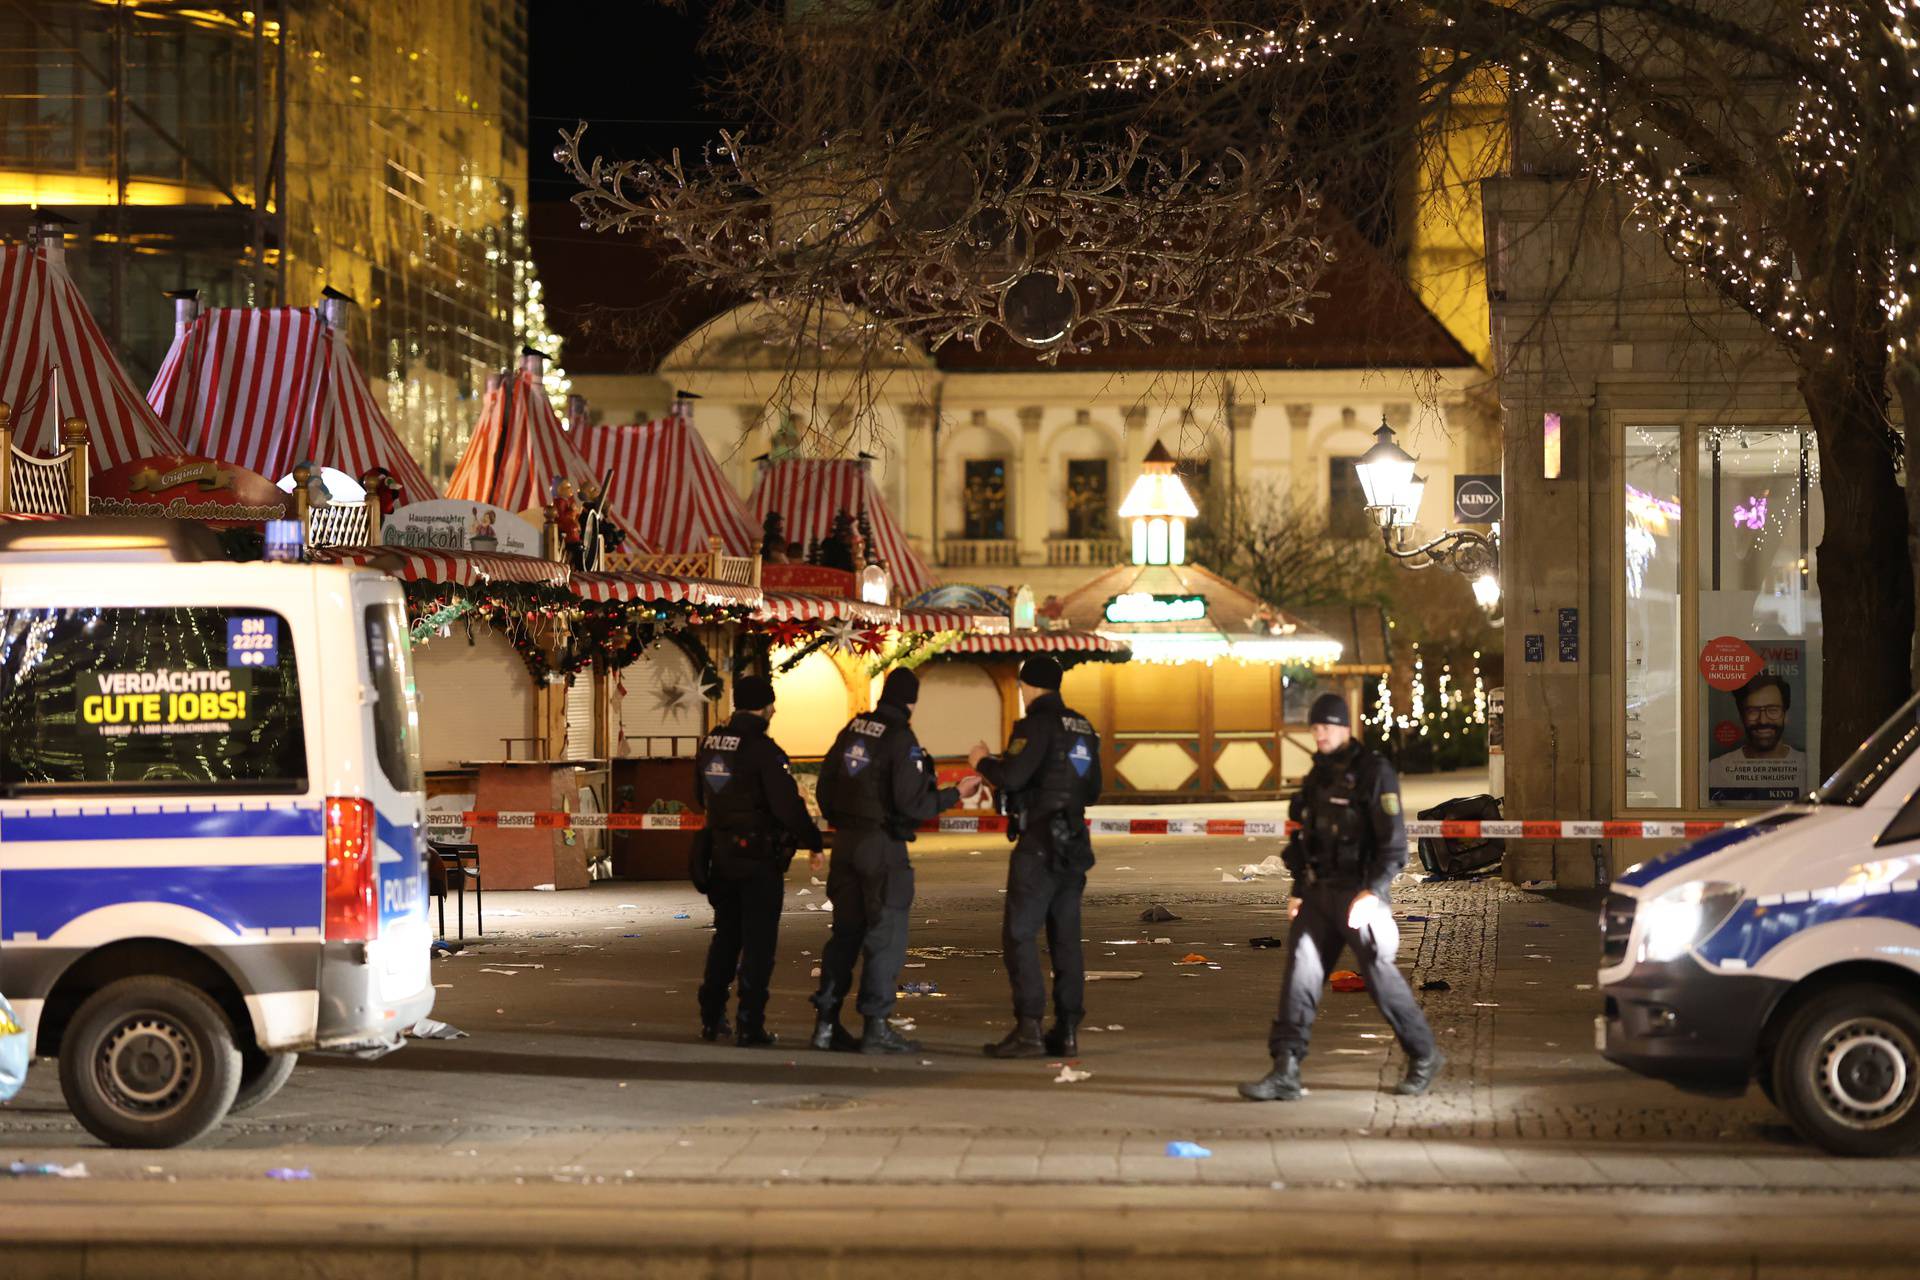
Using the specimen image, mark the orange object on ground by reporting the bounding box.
[1175,953,1210,965]
[1330,969,1368,992]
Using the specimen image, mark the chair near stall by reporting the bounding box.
[427,839,484,941]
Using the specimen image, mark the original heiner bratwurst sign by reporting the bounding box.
[90,454,291,527]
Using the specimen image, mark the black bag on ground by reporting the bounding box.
[1416,793,1504,878]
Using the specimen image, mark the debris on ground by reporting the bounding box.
[1402,914,1430,923]
[1249,936,1283,949]
[1419,979,1452,993]
[1054,1065,1093,1084]
[897,982,942,996]
[1165,1141,1212,1159]
[1086,971,1144,981]
[478,968,520,976]
[408,1018,469,1039]
[532,883,556,892]
[673,912,691,920]
[1175,953,1210,965]
[1237,855,1286,878]
[1139,905,1180,923]
[4,1161,88,1178]
[265,1167,313,1181]
[1330,969,1368,992]
[796,889,812,896]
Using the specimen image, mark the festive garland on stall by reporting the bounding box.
[770,617,887,674]
[863,629,963,677]
[398,579,753,682]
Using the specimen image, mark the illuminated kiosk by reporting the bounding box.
[1055,442,1346,799]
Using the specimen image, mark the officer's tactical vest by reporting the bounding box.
[1304,752,1373,882]
[826,714,903,827]
[1023,706,1101,820]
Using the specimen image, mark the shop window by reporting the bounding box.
[1065,459,1110,538]
[1623,427,1684,808]
[1617,423,1823,812]
[1697,427,1821,808]
[963,459,1008,539]
[1328,456,1369,538]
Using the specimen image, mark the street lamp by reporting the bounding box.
[1352,416,1501,612]
[1118,441,1199,566]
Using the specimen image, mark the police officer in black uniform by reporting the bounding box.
[970,655,1102,1059]
[809,668,967,1054]
[692,675,824,1048]
[1241,692,1444,1100]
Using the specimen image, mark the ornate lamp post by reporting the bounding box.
[1117,441,1199,566]
[1353,417,1501,612]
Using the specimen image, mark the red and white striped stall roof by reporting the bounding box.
[148,307,436,502]
[0,243,186,470]
[444,367,595,516]
[945,630,1130,656]
[569,569,761,608]
[896,608,997,633]
[574,406,757,556]
[755,592,899,626]
[0,512,64,522]
[746,458,932,598]
[308,546,570,588]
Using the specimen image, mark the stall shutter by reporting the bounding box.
[914,664,1003,758]
[564,672,597,760]
[616,643,703,757]
[413,631,537,769]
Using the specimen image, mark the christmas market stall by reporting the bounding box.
[146,290,438,544]
[308,544,759,887]
[443,348,604,556]
[1049,443,1346,799]
[0,221,187,516]
[573,397,759,557]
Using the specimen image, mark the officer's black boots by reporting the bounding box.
[983,1017,1047,1058]
[861,1016,918,1054]
[736,1022,778,1049]
[1238,1054,1304,1101]
[1043,1016,1080,1057]
[1395,1050,1446,1096]
[700,1016,732,1043]
[810,1011,860,1052]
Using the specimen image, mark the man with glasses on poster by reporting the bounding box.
[1708,672,1808,803]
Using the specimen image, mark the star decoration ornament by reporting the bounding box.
[766,619,813,649]
[824,618,862,653]
[656,675,709,716]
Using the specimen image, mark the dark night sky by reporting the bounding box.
[527,2,734,371]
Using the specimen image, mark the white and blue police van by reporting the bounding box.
[1599,691,1920,1155]
[0,519,433,1148]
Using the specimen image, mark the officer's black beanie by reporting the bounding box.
[733,675,775,712]
[879,668,920,708]
[1018,655,1064,691]
[1308,692,1351,728]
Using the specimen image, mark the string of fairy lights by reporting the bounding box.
[1089,5,1920,363]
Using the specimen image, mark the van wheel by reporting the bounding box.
[57,976,242,1149]
[1772,986,1920,1157]
[231,1048,297,1114]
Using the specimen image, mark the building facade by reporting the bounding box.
[0,0,549,478]
[1486,156,1823,886]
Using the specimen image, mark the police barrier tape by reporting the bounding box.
[422,811,1731,840]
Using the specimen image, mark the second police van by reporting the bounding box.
[1600,690,1920,1155]
[0,519,434,1147]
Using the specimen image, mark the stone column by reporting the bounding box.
[1285,403,1313,495]
[901,402,935,550]
[1229,399,1257,493]
[1017,404,1045,565]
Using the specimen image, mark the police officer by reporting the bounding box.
[1241,692,1443,1100]
[692,675,823,1048]
[970,655,1102,1059]
[809,668,968,1054]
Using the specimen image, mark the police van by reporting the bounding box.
[1599,691,1920,1155]
[0,519,433,1148]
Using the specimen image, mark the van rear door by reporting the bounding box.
[352,578,430,1008]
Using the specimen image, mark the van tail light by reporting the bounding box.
[324,797,377,942]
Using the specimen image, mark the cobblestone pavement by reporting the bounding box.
[2,832,1907,1193]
